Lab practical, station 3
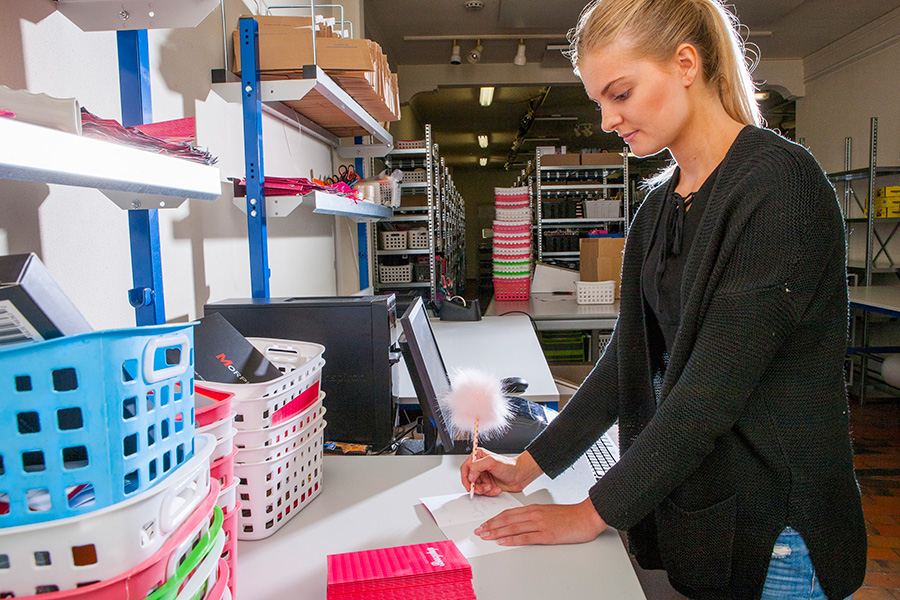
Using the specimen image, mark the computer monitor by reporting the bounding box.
[398,297,458,453]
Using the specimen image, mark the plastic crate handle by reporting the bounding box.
[143,333,192,384]
[160,460,211,534]
[175,529,226,600]
[148,505,224,600]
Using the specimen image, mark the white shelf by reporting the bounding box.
[212,66,393,158]
[376,249,430,256]
[0,118,221,208]
[543,218,625,226]
[543,251,580,257]
[375,282,431,289]
[233,189,392,221]
[387,214,430,223]
[541,184,624,191]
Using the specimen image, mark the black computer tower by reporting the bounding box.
[204,296,398,448]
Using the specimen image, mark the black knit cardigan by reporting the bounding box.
[526,126,866,600]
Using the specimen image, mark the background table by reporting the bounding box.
[848,286,900,403]
[236,454,647,599]
[396,315,559,405]
[487,293,620,363]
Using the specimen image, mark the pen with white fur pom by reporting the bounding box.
[441,368,513,499]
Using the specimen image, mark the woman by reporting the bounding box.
[461,1,867,599]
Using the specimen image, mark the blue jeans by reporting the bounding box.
[760,528,853,600]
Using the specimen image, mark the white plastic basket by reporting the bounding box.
[0,434,215,597]
[379,230,407,251]
[197,338,325,431]
[235,426,325,541]
[379,263,414,284]
[235,409,326,464]
[397,139,426,150]
[576,280,616,305]
[583,200,621,219]
[495,207,532,222]
[233,393,325,453]
[407,228,429,249]
[401,169,427,183]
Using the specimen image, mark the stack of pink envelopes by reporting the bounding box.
[327,540,476,599]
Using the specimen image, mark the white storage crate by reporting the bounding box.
[407,228,429,249]
[583,199,621,219]
[379,263,414,284]
[380,230,407,251]
[576,280,616,305]
[397,139,426,150]
[401,169,428,183]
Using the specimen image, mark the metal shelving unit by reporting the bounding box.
[375,124,466,304]
[826,117,900,404]
[534,149,630,265]
[215,16,395,298]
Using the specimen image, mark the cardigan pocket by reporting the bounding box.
[656,494,736,590]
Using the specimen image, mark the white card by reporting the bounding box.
[420,492,524,557]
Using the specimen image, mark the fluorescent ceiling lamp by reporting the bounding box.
[479,86,494,107]
[522,137,560,143]
[477,135,488,148]
[479,157,488,167]
[754,91,770,101]
[514,40,526,66]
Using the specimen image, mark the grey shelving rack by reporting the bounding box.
[534,148,630,265]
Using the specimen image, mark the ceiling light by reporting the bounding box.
[754,91,770,101]
[479,86,494,107]
[479,157,488,167]
[464,0,485,10]
[514,40,526,67]
[450,39,461,65]
[478,135,489,148]
[468,39,483,64]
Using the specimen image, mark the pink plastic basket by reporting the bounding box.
[494,277,531,301]
[195,386,234,429]
[220,503,239,599]
[7,480,221,600]
[210,447,237,491]
[493,222,531,235]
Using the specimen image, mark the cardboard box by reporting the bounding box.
[232,15,376,75]
[579,237,626,297]
[876,186,900,198]
[580,152,624,166]
[193,312,283,385]
[541,153,581,166]
[0,253,92,347]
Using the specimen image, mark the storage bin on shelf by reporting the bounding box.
[0,324,196,527]
[575,280,616,305]
[197,338,325,431]
[397,139,426,150]
[379,263,414,284]
[379,230,407,251]
[407,228,429,249]
[0,436,217,598]
[234,415,326,541]
[400,169,427,183]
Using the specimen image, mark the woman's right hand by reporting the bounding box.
[460,448,544,496]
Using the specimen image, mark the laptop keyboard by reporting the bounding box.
[586,434,619,480]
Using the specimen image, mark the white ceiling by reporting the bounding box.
[363,0,900,169]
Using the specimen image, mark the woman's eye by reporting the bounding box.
[614,91,630,101]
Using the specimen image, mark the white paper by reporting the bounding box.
[421,492,524,557]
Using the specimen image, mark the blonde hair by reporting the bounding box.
[569,0,761,129]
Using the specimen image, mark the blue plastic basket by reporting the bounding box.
[0,324,196,527]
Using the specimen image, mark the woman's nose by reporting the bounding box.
[600,106,621,133]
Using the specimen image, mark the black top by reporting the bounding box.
[526,126,866,600]
[642,166,719,353]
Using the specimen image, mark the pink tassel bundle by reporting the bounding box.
[441,368,512,498]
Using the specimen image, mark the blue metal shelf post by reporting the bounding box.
[354,137,368,290]
[239,17,271,298]
[117,29,167,326]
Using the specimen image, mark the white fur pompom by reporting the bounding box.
[440,368,512,439]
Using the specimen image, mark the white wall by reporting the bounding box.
[0,0,365,330]
[796,8,900,276]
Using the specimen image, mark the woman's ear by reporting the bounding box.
[674,43,700,87]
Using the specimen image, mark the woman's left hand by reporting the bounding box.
[474,498,608,546]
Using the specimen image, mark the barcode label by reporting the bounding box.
[0,300,44,347]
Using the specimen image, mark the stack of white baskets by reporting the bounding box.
[198,338,327,542]
[492,186,533,301]
[0,324,228,600]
